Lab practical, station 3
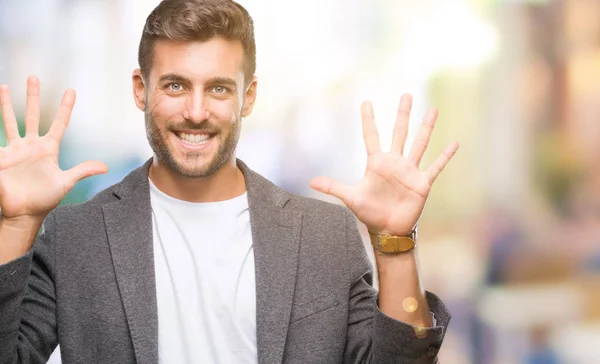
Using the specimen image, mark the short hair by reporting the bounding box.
[138,0,256,84]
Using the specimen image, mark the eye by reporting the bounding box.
[211,86,228,94]
[168,83,183,92]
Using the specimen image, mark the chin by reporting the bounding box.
[172,154,230,179]
[172,161,215,178]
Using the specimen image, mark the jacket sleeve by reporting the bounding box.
[342,208,451,364]
[0,211,59,364]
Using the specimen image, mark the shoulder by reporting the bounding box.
[240,159,354,229]
[45,187,115,236]
[51,160,148,225]
[279,188,355,233]
[285,193,349,219]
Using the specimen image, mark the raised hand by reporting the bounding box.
[310,94,459,236]
[0,76,108,224]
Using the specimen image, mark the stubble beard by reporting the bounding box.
[145,108,241,179]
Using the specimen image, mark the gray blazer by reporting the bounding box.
[0,159,450,364]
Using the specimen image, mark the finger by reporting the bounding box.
[426,141,459,184]
[310,176,353,207]
[62,160,109,190]
[46,89,76,142]
[361,101,381,156]
[25,76,41,137]
[0,85,20,142]
[390,94,412,155]
[408,107,438,166]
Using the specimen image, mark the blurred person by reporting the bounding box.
[525,326,559,364]
[0,0,458,363]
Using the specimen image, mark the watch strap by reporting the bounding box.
[369,227,417,254]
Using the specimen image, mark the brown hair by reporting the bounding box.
[138,0,256,84]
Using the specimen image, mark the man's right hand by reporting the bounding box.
[0,76,108,262]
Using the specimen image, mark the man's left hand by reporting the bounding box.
[310,94,459,236]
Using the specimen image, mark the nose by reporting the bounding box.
[182,89,210,123]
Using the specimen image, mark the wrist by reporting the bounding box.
[369,225,418,255]
[0,216,44,265]
[370,224,417,237]
[0,214,45,232]
[375,248,418,273]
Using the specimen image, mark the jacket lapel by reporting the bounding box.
[239,161,302,364]
[102,160,158,364]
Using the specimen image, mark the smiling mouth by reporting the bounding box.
[174,131,216,146]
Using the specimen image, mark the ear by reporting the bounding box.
[132,69,147,112]
[241,76,258,118]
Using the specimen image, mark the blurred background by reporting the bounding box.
[1,0,599,362]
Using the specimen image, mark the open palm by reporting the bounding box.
[0,77,108,221]
[310,94,459,235]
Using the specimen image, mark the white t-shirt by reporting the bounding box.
[149,179,257,364]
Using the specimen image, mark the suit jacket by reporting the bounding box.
[0,158,450,364]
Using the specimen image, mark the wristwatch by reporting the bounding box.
[369,227,417,255]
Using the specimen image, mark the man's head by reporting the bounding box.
[132,0,257,178]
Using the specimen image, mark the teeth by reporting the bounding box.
[178,132,211,145]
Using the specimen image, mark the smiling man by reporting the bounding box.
[0,0,458,363]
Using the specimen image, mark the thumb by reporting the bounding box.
[310,176,352,205]
[63,160,109,189]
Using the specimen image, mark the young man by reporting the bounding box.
[0,0,459,363]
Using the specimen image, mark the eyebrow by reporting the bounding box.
[157,73,191,85]
[206,77,238,91]
[157,73,238,90]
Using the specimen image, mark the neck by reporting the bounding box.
[148,156,246,203]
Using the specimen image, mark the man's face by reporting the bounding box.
[138,37,255,178]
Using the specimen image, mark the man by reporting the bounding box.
[0,0,459,363]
